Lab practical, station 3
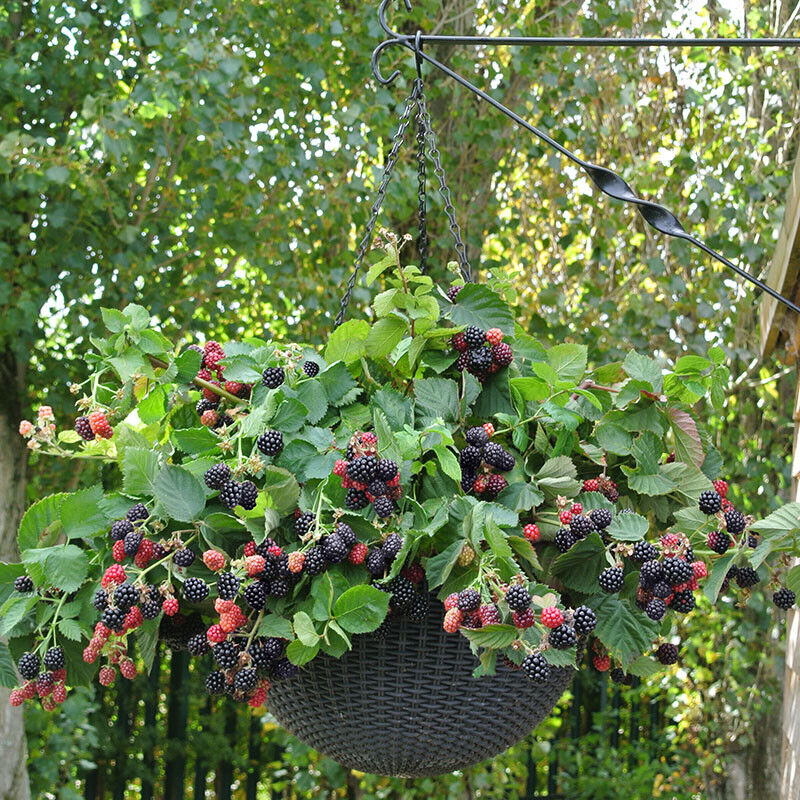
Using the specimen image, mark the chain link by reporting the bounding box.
[416,91,472,283]
[334,83,422,328]
[414,79,429,273]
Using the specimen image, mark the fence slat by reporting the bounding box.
[245,713,261,800]
[165,650,190,800]
[141,645,161,800]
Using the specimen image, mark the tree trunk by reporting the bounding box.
[0,348,30,800]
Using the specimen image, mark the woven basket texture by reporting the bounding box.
[266,597,575,777]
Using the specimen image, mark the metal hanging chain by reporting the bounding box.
[415,88,472,283]
[415,89,429,273]
[334,83,422,328]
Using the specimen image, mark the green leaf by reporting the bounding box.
[365,316,406,358]
[22,544,89,593]
[293,611,320,646]
[508,536,542,570]
[222,355,261,383]
[318,362,358,406]
[551,533,607,593]
[262,466,300,515]
[674,355,711,374]
[0,596,37,637]
[332,585,390,634]
[258,615,294,640]
[462,624,518,649]
[496,481,544,513]
[137,618,160,674]
[364,250,396,285]
[414,377,460,425]
[174,350,202,384]
[295,380,328,424]
[660,462,711,504]
[325,320,370,364]
[627,655,662,677]
[275,398,309,433]
[786,565,800,596]
[536,456,577,481]
[547,343,588,382]
[171,426,219,454]
[433,445,461,483]
[509,377,551,403]
[588,594,659,667]
[18,494,67,551]
[60,486,108,540]
[595,422,632,455]
[666,407,704,467]
[0,642,17,688]
[101,307,127,333]
[152,465,206,522]
[704,554,736,603]
[605,513,649,542]
[58,618,83,642]
[447,284,514,335]
[542,648,577,667]
[286,639,320,666]
[425,539,464,589]
[138,386,167,424]
[626,472,675,496]
[750,503,800,536]
[622,351,663,393]
[122,447,159,496]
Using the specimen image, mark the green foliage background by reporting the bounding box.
[1,0,797,796]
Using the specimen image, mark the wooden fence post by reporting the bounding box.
[164,650,190,800]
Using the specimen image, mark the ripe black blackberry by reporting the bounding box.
[183,577,208,602]
[505,584,531,611]
[709,530,732,554]
[638,560,663,589]
[482,442,507,470]
[684,545,695,562]
[522,653,551,682]
[14,575,33,593]
[382,533,403,561]
[302,360,320,377]
[457,588,481,612]
[662,557,692,587]
[274,553,292,580]
[698,490,722,514]
[347,455,377,483]
[196,398,218,416]
[217,572,240,600]
[321,533,348,563]
[372,495,394,519]
[219,480,241,510]
[465,426,489,448]
[372,617,392,641]
[569,515,596,539]
[18,652,39,681]
[365,548,387,577]
[214,413,234,430]
[334,522,357,548]
[655,643,679,665]
[173,548,195,568]
[294,511,315,537]
[213,641,240,669]
[269,578,290,598]
[141,589,162,619]
[75,415,95,440]
[573,605,597,634]
[459,446,483,470]
[721,566,739,592]
[632,540,659,563]
[446,285,463,302]
[460,471,476,493]
[387,577,416,611]
[261,637,284,663]
[724,509,746,535]
[549,624,577,649]
[774,587,796,609]
[645,598,667,621]
[243,581,267,610]
[239,481,258,511]
[43,646,64,672]
[204,463,231,490]
[127,503,150,523]
[669,590,695,613]
[375,459,399,481]
[188,633,210,656]
[468,347,493,372]
[272,657,298,680]
[407,592,430,622]
[124,531,143,556]
[609,668,626,684]
[114,582,139,612]
[555,528,577,553]
[598,567,624,593]
[367,480,389,498]
[102,606,126,632]
[463,325,487,348]
[110,518,134,541]
[345,488,369,510]
[589,508,613,530]
[735,566,759,588]
[92,588,109,611]
[248,641,273,671]
[257,430,283,456]
[235,668,258,692]
[261,367,285,389]
[652,581,672,599]
[303,547,326,576]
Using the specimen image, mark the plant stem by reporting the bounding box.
[146,355,242,404]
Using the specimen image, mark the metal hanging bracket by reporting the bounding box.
[371,0,800,315]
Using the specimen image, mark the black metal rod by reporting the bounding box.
[378,37,800,316]
[398,34,800,48]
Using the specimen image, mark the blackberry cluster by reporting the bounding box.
[458,426,514,498]
[451,324,513,381]
[257,430,283,456]
[333,432,402,519]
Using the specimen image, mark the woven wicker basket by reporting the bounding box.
[266,597,576,777]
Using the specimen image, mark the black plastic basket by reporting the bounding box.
[266,598,576,777]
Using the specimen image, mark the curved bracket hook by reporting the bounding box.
[371,38,411,85]
[378,0,412,39]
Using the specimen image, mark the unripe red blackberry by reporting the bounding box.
[505,584,531,611]
[443,608,463,633]
[698,490,722,514]
[261,367,285,389]
[583,478,600,492]
[512,608,536,628]
[541,607,564,629]
[257,430,283,456]
[598,567,624,593]
[522,653,551,682]
[655,642,679,665]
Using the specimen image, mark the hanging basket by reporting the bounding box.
[266,597,576,777]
